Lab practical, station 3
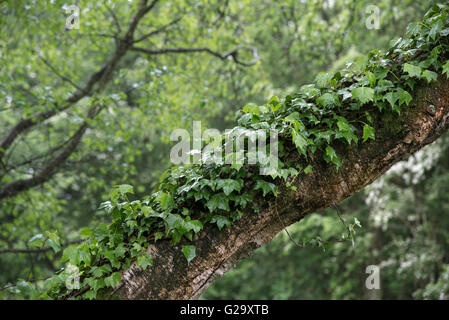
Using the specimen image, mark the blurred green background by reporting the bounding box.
[1,0,447,299]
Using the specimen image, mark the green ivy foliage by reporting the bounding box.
[6,4,449,300]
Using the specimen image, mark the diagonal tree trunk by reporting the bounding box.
[113,76,449,299]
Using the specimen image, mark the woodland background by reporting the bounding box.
[1,0,448,299]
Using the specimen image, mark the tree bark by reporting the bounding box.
[113,76,449,299]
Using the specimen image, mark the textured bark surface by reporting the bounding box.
[114,76,449,300]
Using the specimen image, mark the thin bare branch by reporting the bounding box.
[133,16,184,43]
[4,134,77,172]
[131,45,260,66]
[80,33,117,39]
[33,50,84,91]
[104,0,122,34]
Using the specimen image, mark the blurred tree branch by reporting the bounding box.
[0,0,260,201]
[0,0,160,198]
[131,45,260,66]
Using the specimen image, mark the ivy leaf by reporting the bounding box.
[419,59,432,69]
[114,243,126,258]
[397,89,413,106]
[45,231,61,253]
[92,264,112,278]
[28,234,45,248]
[234,194,252,208]
[304,165,313,174]
[443,61,449,78]
[316,92,338,107]
[255,180,277,197]
[337,89,352,101]
[284,111,299,122]
[406,22,421,36]
[366,71,376,87]
[430,45,441,62]
[422,70,438,83]
[137,253,153,271]
[131,242,143,256]
[335,131,358,145]
[351,87,374,104]
[313,130,333,143]
[403,63,422,78]
[242,103,258,114]
[362,124,375,142]
[141,206,158,217]
[243,103,261,115]
[182,245,196,264]
[324,146,341,170]
[299,84,320,98]
[231,162,243,171]
[206,193,230,212]
[216,179,243,196]
[363,113,371,125]
[429,19,443,41]
[373,68,389,81]
[334,115,350,132]
[292,120,305,132]
[86,278,105,293]
[200,179,218,191]
[181,208,190,216]
[154,232,164,242]
[185,220,203,233]
[78,249,91,266]
[155,192,175,211]
[210,215,231,230]
[291,129,309,156]
[315,72,333,88]
[116,184,133,195]
[80,227,94,239]
[104,272,122,288]
[104,250,121,269]
[164,214,184,232]
[62,246,79,265]
[237,113,253,126]
[268,95,281,112]
[376,79,394,92]
[383,92,398,108]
